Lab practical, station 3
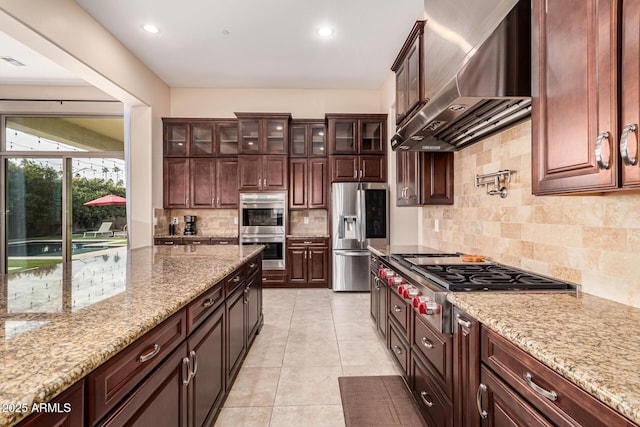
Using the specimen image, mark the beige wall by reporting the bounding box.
[170,88,384,118]
[0,0,171,248]
[420,120,640,308]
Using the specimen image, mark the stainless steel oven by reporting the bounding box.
[240,234,285,270]
[239,193,286,235]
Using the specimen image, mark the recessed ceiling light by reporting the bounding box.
[143,24,160,34]
[222,29,230,36]
[316,27,335,38]
[1,57,25,67]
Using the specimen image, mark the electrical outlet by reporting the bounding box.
[153,217,158,226]
[303,216,309,224]
[233,217,238,225]
[434,218,439,232]
[172,217,179,225]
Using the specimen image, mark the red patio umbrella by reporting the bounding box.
[83,194,126,206]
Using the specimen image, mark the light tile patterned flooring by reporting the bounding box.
[214,288,401,427]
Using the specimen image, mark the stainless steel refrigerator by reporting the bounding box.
[331,182,389,291]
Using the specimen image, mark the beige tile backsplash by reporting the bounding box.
[154,208,238,236]
[289,210,328,236]
[420,120,640,308]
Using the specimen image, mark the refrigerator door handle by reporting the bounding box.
[355,188,363,243]
[358,186,366,244]
[337,215,345,239]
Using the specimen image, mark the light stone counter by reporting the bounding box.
[0,244,262,426]
[448,292,640,425]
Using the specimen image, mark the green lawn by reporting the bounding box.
[8,258,62,272]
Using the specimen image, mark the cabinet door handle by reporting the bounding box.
[421,337,434,349]
[189,350,198,378]
[523,372,558,401]
[456,314,471,328]
[420,391,433,408]
[139,344,161,363]
[309,251,312,260]
[620,124,638,166]
[202,298,215,308]
[354,169,358,179]
[359,169,363,178]
[393,345,403,355]
[477,383,488,419]
[258,178,262,187]
[594,131,611,170]
[182,356,192,386]
[393,305,402,313]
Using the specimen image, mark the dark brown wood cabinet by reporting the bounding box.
[18,381,85,427]
[412,352,454,427]
[289,158,328,209]
[422,152,454,205]
[164,158,190,208]
[369,254,387,339]
[236,113,291,155]
[452,308,481,427]
[238,155,287,191]
[190,158,216,208]
[215,158,239,208]
[531,0,640,194]
[289,120,326,157]
[330,155,386,182]
[286,237,329,287]
[392,21,426,125]
[396,150,421,206]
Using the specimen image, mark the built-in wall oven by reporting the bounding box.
[240,234,285,269]
[239,193,286,234]
[239,193,287,270]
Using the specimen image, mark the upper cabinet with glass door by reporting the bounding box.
[289,120,326,157]
[215,120,239,156]
[327,114,387,155]
[163,120,190,157]
[392,21,426,126]
[236,113,291,154]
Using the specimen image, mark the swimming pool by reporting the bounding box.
[8,241,113,257]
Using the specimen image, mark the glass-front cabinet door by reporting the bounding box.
[164,123,189,156]
[239,119,261,154]
[290,125,306,156]
[190,123,214,156]
[360,120,386,154]
[331,120,357,154]
[310,125,326,156]
[216,121,239,156]
[264,119,287,154]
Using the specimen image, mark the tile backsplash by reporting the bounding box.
[154,209,238,236]
[289,210,328,235]
[420,120,640,308]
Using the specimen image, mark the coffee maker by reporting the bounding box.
[184,215,197,235]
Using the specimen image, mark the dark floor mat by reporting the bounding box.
[338,375,428,427]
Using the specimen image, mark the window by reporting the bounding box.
[2,116,125,273]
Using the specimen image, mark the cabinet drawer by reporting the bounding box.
[225,266,247,295]
[482,329,631,427]
[88,311,187,425]
[389,290,409,335]
[389,322,409,375]
[19,380,85,427]
[183,238,211,245]
[413,312,452,396]
[154,238,183,245]
[246,256,260,278]
[187,281,224,334]
[412,352,453,427]
[211,237,239,245]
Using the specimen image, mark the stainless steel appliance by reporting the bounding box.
[332,183,389,291]
[240,193,287,270]
[240,234,285,270]
[392,0,531,152]
[239,193,286,235]
[376,252,577,333]
[184,215,197,235]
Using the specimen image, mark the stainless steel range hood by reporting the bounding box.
[391,0,531,152]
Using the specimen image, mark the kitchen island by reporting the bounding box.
[0,244,263,426]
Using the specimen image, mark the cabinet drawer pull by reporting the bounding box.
[233,275,241,283]
[249,262,257,268]
[620,124,638,166]
[303,241,313,244]
[202,298,215,308]
[456,314,471,328]
[164,241,175,245]
[523,372,558,401]
[477,383,488,419]
[218,241,229,245]
[420,391,433,407]
[393,345,403,355]
[139,344,161,363]
[594,131,611,170]
[421,337,434,349]
[393,305,402,313]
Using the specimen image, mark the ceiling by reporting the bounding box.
[73,0,424,89]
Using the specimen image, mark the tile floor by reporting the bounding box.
[214,288,401,427]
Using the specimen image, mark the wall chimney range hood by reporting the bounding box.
[392,0,531,152]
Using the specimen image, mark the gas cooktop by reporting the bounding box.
[390,253,576,292]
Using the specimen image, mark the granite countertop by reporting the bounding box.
[449,292,640,425]
[0,244,262,426]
